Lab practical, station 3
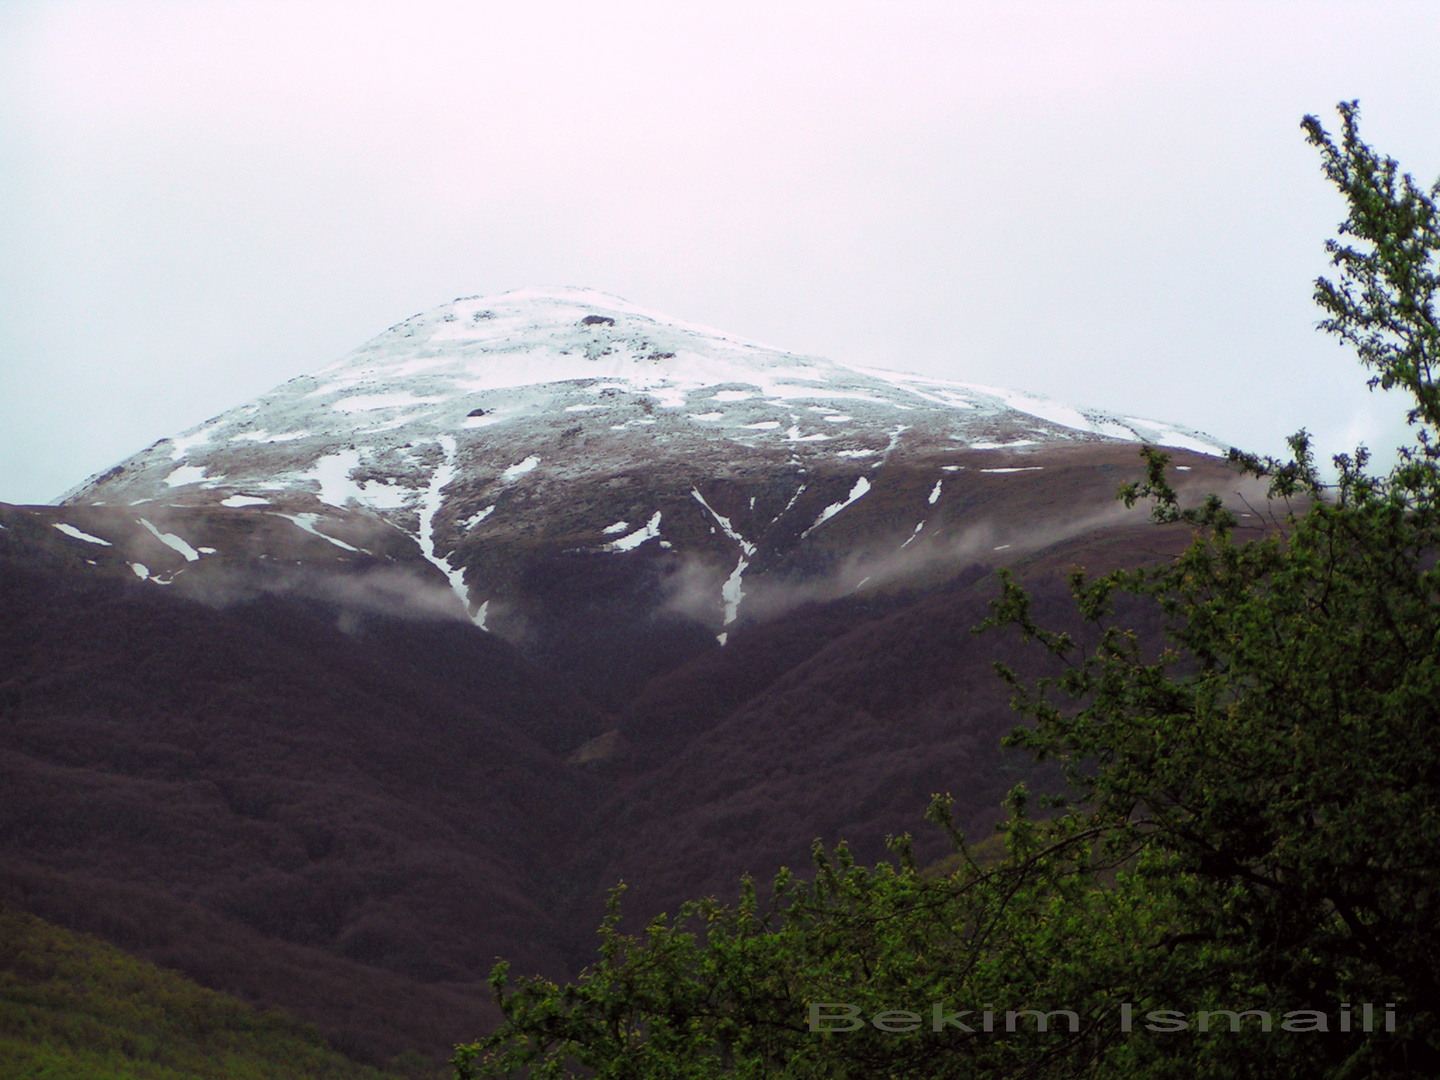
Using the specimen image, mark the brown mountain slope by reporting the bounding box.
[0,448,1275,1063]
[572,519,1198,934]
[0,523,603,1061]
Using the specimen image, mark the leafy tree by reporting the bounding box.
[453,102,1440,1079]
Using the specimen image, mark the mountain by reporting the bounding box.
[1,287,1254,1064]
[57,286,1225,704]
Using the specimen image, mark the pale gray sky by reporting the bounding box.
[2,1,1437,504]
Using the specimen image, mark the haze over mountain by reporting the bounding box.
[1,289,1252,1066]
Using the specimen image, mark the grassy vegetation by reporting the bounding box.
[0,905,423,1080]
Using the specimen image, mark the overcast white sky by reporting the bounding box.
[2,1,1438,504]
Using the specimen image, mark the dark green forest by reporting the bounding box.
[457,103,1440,1079]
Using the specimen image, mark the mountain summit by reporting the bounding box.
[62,287,1224,650]
[66,287,1220,509]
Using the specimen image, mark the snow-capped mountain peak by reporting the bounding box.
[60,287,1229,639]
[66,285,1221,504]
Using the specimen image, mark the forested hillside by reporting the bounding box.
[0,905,429,1079]
[460,103,1440,1079]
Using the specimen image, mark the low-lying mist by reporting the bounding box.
[665,470,1284,631]
[178,564,471,627]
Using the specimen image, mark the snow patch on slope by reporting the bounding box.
[415,436,482,625]
[334,393,445,412]
[53,523,111,546]
[301,450,411,510]
[231,429,309,443]
[272,512,361,552]
[692,488,758,641]
[802,477,872,538]
[170,421,224,459]
[501,456,540,482]
[165,465,209,488]
[461,504,497,530]
[599,510,663,553]
[138,518,200,561]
